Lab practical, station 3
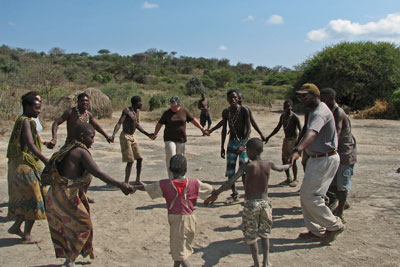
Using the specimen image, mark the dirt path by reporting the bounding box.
[0,108,399,267]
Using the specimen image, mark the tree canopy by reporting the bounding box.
[295,42,400,110]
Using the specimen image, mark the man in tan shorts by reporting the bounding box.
[111,96,154,185]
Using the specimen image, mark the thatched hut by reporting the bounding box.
[54,88,112,119]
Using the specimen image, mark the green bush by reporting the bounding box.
[390,87,400,115]
[101,82,142,108]
[149,93,169,111]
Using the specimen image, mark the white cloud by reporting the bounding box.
[141,1,159,9]
[307,13,400,43]
[242,15,255,22]
[8,21,15,26]
[266,14,283,25]
[218,45,228,51]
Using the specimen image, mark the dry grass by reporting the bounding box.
[54,88,112,120]
[354,99,398,119]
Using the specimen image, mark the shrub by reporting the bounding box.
[149,93,169,111]
[101,82,142,108]
[185,77,206,96]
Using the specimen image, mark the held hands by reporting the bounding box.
[204,194,218,206]
[236,145,245,155]
[120,183,135,195]
[149,133,156,140]
[45,139,57,149]
[106,135,113,144]
[291,151,300,165]
[201,128,210,136]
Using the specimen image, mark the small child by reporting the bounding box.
[134,154,214,267]
[205,138,291,267]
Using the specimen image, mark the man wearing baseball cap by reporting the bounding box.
[291,83,345,244]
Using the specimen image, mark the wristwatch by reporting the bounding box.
[293,146,301,153]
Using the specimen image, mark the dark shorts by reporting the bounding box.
[200,113,211,127]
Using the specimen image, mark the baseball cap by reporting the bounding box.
[169,96,181,106]
[297,83,320,96]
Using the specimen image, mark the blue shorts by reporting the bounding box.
[332,164,354,191]
[225,139,248,177]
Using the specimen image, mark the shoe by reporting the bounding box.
[87,197,95,204]
[344,202,350,210]
[297,231,321,240]
[289,180,298,187]
[320,226,345,245]
[224,196,239,204]
[278,180,290,186]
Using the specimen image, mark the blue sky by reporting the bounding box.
[1,0,400,68]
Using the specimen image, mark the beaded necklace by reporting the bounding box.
[228,106,241,141]
[282,112,293,130]
[75,106,89,123]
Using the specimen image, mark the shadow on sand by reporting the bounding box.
[196,236,321,266]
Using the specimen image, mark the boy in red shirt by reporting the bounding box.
[134,155,214,267]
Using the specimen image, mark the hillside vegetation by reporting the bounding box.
[1,41,400,120]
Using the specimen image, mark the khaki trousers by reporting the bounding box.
[300,153,343,236]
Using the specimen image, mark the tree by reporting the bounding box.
[49,47,66,56]
[211,68,235,88]
[98,49,110,55]
[295,42,400,110]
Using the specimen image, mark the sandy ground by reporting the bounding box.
[0,105,400,267]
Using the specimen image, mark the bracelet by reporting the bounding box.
[293,146,301,153]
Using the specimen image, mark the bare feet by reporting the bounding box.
[21,235,42,244]
[134,181,144,186]
[224,196,239,204]
[87,197,95,203]
[8,226,23,237]
[320,226,345,245]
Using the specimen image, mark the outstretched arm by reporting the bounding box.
[153,123,163,139]
[291,129,317,164]
[80,148,133,194]
[49,110,70,148]
[89,114,112,143]
[271,162,291,172]
[205,165,245,206]
[265,115,283,143]
[190,118,208,136]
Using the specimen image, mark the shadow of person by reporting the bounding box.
[269,237,321,252]
[0,237,21,248]
[195,237,248,267]
[0,215,11,223]
[135,203,166,210]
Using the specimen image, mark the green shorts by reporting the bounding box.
[242,199,272,244]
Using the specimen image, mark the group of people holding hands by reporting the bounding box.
[6,83,356,267]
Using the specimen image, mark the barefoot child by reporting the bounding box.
[205,138,291,267]
[111,96,155,185]
[42,123,134,267]
[134,154,214,267]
